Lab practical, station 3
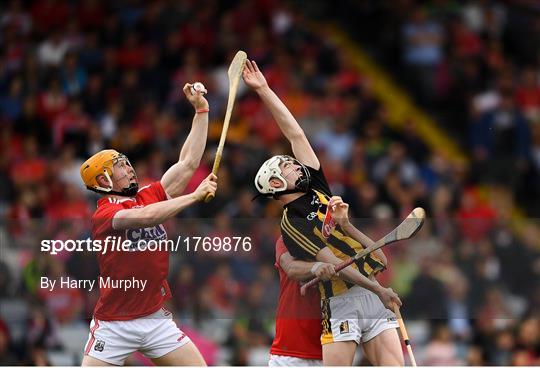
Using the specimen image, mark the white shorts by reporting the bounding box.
[84,307,190,365]
[269,354,323,366]
[321,286,398,345]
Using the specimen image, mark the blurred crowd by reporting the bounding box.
[0,0,539,366]
[332,0,540,215]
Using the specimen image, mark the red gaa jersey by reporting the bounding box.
[91,182,171,321]
[270,237,322,360]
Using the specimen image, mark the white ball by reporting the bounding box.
[190,82,207,95]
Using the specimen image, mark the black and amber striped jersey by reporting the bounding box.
[280,165,385,299]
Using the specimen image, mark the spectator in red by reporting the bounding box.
[116,32,147,69]
[456,187,496,242]
[52,98,91,149]
[131,100,159,144]
[451,18,483,58]
[36,77,68,124]
[9,136,47,186]
[206,262,242,316]
[515,67,540,122]
[45,183,92,222]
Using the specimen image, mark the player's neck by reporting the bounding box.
[279,192,304,205]
[104,193,132,201]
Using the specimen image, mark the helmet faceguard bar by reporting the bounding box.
[86,154,139,197]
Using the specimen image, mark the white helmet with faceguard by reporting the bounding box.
[254,155,311,196]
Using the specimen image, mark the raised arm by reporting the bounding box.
[243,60,319,169]
[113,173,217,230]
[280,251,336,281]
[161,83,210,198]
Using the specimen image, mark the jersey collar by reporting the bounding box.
[97,196,136,207]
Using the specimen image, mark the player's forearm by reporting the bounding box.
[283,260,317,281]
[139,193,200,225]
[315,247,383,294]
[113,193,199,229]
[339,220,388,266]
[338,265,385,294]
[255,86,305,141]
[161,110,209,198]
[178,111,209,168]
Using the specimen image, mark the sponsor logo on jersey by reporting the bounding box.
[307,212,317,221]
[321,206,336,239]
[339,321,350,334]
[94,340,105,352]
[387,317,397,322]
[125,224,167,251]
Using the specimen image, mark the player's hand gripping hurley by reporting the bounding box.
[204,51,248,202]
[300,207,425,295]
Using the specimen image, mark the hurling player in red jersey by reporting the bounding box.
[269,237,336,366]
[79,83,215,366]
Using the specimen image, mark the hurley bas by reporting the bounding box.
[40,276,147,292]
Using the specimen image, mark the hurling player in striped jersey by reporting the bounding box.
[245,60,404,366]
